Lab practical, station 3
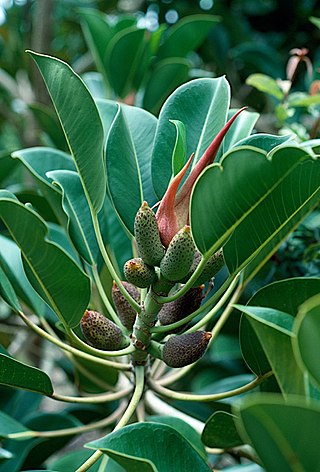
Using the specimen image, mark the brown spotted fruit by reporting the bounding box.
[134,201,165,266]
[124,257,156,288]
[162,331,212,368]
[112,281,140,330]
[80,310,129,351]
[160,225,195,282]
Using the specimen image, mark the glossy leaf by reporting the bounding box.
[87,423,211,471]
[142,58,190,115]
[246,73,284,100]
[0,192,91,327]
[0,354,53,395]
[152,77,230,199]
[237,305,306,395]
[0,411,29,439]
[234,394,320,472]
[49,449,104,471]
[0,234,47,316]
[220,109,259,157]
[105,26,150,98]
[28,52,106,213]
[202,411,243,448]
[157,15,218,59]
[240,278,320,376]
[147,416,206,460]
[293,294,320,388]
[191,145,316,258]
[170,120,187,176]
[0,266,20,311]
[231,133,292,152]
[106,104,157,233]
[47,170,100,264]
[29,103,67,151]
[0,150,18,183]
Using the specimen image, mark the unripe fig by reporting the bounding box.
[134,201,165,266]
[124,257,156,288]
[80,310,128,351]
[158,286,204,333]
[162,331,212,368]
[181,249,224,285]
[112,281,140,330]
[160,226,195,282]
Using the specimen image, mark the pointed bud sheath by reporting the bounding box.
[158,286,204,332]
[134,201,165,266]
[80,310,128,351]
[162,331,212,368]
[124,257,156,288]
[112,281,140,330]
[160,226,195,282]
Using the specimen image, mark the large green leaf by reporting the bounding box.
[0,266,21,311]
[106,104,157,233]
[0,234,47,316]
[0,411,29,439]
[157,15,218,59]
[191,145,316,258]
[0,150,18,184]
[0,192,91,327]
[49,449,104,471]
[142,58,190,115]
[105,26,150,98]
[202,410,243,448]
[232,133,292,153]
[246,73,284,100]
[152,77,230,199]
[240,278,320,377]
[28,52,106,213]
[47,170,100,265]
[238,305,305,396]
[220,109,259,157]
[293,294,320,388]
[234,395,320,472]
[29,103,68,151]
[0,354,53,395]
[86,423,211,471]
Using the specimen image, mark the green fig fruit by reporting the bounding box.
[134,201,165,266]
[112,281,140,330]
[160,226,195,282]
[124,257,156,288]
[80,310,128,350]
[162,331,212,367]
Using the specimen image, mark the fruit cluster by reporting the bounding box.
[80,202,224,368]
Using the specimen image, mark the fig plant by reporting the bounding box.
[0,51,319,472]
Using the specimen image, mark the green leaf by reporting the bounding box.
[152,77,230,199]
[147,416,206,460]
[12,147,76,226]
[105,26,150,98]
[157,14,218,59]
[29,103,68,151]
[47,170,100,265]
[0,354,53,395]
[221,109,259,156]
[170,120,187,176]
[0,234,47,316]
[234,394,320,472]
[0,192,91,327]
[293,294,320,388]
[49,449,104,471]
[310,16,320,30]
[28,52,106,213]
[232,133,292,152]
[202,411,243,448]
[106,104,157,233]
[0,265,21,311]
[86,423,211,471]
[0,411,29,439]
[142,58,190,115]
[0,150,18,184]
[191,145,316,259]
[246,73,284,100]
[288,92,320,107]
[240,278,320,377]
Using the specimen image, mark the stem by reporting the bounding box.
[158,364,194,386]
[154,256,208,304]
[92,213,141,313]
[149,371,273,402]
[67,328,134,357]
[8,402,127,439]
[91,264,124,327]
[17,311,131,371]
[185,273,241,333]
[76,365,145,472]
[51,387,132,404]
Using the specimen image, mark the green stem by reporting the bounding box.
[91,264,124,327]
[51,387,132,404]
[158,364,194,386]
[67,328,134,357]
[186,273,241,333]
[154,256,208,304]
[17,310,131,371]
[92,212,141,313]
[8,402,126,439]
[149,371,273,402]
[76,365,145,472]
